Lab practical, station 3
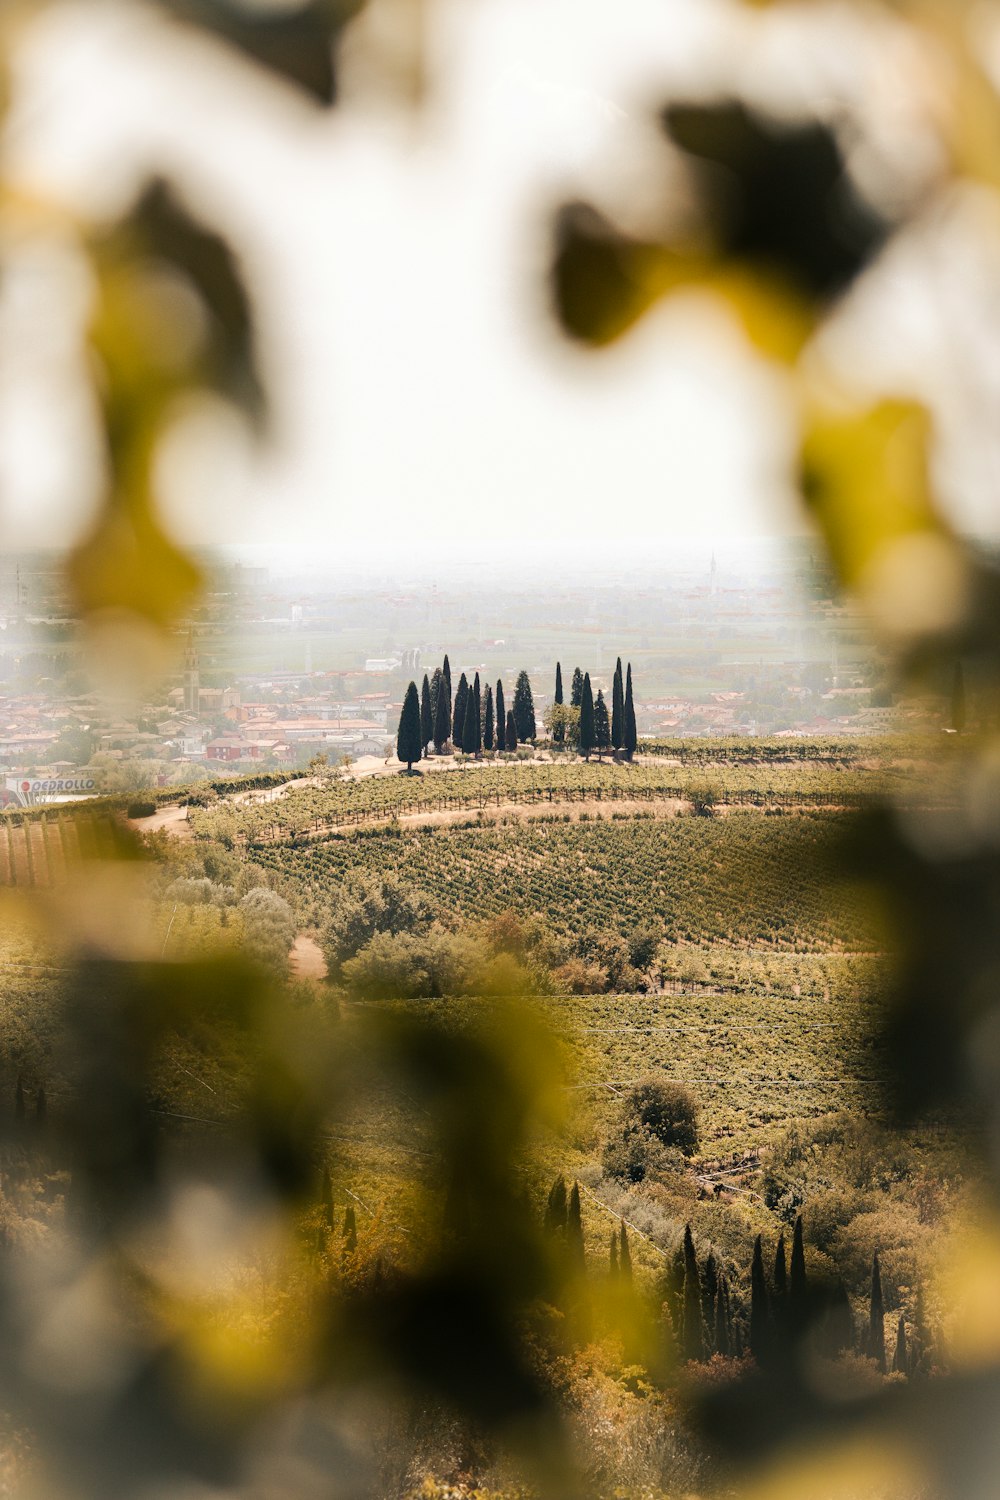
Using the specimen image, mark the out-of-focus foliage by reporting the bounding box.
[3,0,1000,1496]
[548,1,1000,1496]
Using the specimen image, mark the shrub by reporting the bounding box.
[620,1074,699,1155]
[127,801,156,819]
[341,930,479,1000]
[322,874,434,974]
[601,1123,686,1184]
[239,888,297,974]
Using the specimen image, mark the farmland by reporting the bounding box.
[189,757,917,849]
[249,809,880,950]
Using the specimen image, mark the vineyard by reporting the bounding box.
[250,810,881,951]
[0,810,126,888]
[190,757,927,848]
[545,980,888,1152]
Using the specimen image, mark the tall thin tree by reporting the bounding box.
[570,667,584,708]
[553,662,565,743]
[566,1182,585,1269]
[682,1223,704,1362]
[579,672,595,761]
[495,680,506,751]
[420,674,433,754]
[869,1251,886,1372]
[483,683,495,752]
[513,670,536,742]
[594,688,610,760]
[396,682,422,771]
[624,662,638,761]
[619,1223,632,1284]
[506,709,518,750]
[463,676,482,756]
[544,1175,568,1236]
[453,673,469,752]
[612,657,624,753]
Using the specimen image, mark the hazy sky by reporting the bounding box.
[1,0,998,572]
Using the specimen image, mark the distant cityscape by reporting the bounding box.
[0,548,946,803]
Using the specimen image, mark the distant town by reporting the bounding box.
[0,548,947,804]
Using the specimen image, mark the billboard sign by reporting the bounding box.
[4,776,100,807]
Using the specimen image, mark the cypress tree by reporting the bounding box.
[789,1213,807,1336]
[396,681,423,771]
[682,1224,703,1362]
[892,1313,908,1374]
[483,684,495,752]
[544,1175,568,1235]
[343,1203,358,1255]
[952,660,966,733]
[506,709,518,750]
[321,1166,334,1230]
[624,662,637,761]
[495,680,506,751]
[513,670,536,742]
[453,673,469,751]
[702,1249,719,1337]
[609,1232,619,1279]
[434,678,450,750]
[474,671,481,728]
[869,1251,886,1372]
[570,667,584,708]
[750,1234,769,1365]
[612,657,624,752]
[579,672,595,761]
[566,1181,585,1268]
[463,677,481,756]
[773,1233,787,1299]
[553,662,565,743]
[594,688,610,760]
[442,654,452,703]
[430,665,442,720]
[420,674,433,754]
[667,1244,686,1327]
[619,1223,632,1283]
[714,1272,730,1356]
[772,1232,787,1344]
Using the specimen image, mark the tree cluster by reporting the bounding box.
[397,656,540,766]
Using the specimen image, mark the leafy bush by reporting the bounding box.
[601,1122,687,1184]
[238,887,297,973]
[321,874,434,973]
[127,800,156,819]
[620,1074,700,1155]
[341,930,479,1001]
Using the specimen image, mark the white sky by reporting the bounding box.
[1,0,998,573]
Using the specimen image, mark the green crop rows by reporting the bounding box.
[250,810,879,951]
[193,759,922,849]
[545,980,888,1150]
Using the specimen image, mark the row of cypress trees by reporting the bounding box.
[397,654,640,768]
[554,657,638,761]
[397,656,542,769]
[542,1179,932,1378]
